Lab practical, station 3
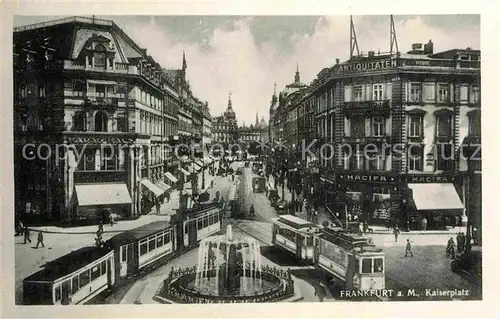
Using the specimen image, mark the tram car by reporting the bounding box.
[271,215,321,261]
[23,247,115,305]
[182,202,223,248]
[313,227,385,291]
[22,203,224,305]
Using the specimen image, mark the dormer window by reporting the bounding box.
[94,44,106,68]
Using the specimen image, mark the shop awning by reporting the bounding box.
[164,172,179,183]
[179,167,191,177]
[75,183,132,206]
[408,183,464,211]
[141,179,166,197]
[156,181,171,192]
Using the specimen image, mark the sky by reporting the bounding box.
[14,15,480,126]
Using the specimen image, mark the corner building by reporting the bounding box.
[313,41,480,230]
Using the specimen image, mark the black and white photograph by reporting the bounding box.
[3,3,497,317]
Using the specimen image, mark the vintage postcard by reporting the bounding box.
[2,1,498,318]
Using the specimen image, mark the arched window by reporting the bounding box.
[94,44,106,68]
[95,111,108,132]
[73,112,87,131]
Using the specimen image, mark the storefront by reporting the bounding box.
[73,183,132,222]
[335,172,400,225]
[405,174,464,230]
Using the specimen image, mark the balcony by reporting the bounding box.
[58,60,139,75]
[84,96,119,108]
[342,135,392,145]
[343,100,391,116]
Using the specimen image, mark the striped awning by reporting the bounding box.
[164,172,179,183]
[156,181,171,192]
[140,179,165,197]
[75,183,132,206]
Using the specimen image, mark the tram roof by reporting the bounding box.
[24,246,111,283]
[185,202,222,217]
[107,221,173,246]
[319,227,376,250]
[273,215,316,229]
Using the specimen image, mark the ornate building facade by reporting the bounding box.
[239,113,269,143]
[13,17,211,224]
[212,93,239,144]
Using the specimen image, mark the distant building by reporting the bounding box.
[239,113,269,143]
[212,93,239,144]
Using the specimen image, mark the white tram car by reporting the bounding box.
[271,215,321,261]
[314,227,385,291]
[183,202,223,248]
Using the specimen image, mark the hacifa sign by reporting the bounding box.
[335,59,397,73]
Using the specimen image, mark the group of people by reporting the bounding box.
[16,221,45,248]
[446,232,470,258]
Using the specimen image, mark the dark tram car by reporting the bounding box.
[22,247,115,305]
[106,221,176,285]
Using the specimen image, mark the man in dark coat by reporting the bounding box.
[24,226,31,244]
[35,231,45,248]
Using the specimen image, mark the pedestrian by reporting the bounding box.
[24,226,31,244]
[166,192,171,203]
[314,282,326,302]
[98,220,104,233]
[456,233,462,253]
[393,226,400,242]
[249,204,255,217]
[447,237,455,258]
[35,231,45,248]
[421,217,428,231]
[405,239,413,257]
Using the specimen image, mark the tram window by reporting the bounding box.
[305,236,313,246]
[203,217,208,228]
[208,215,213,225]
[91,264,100,281]
[197,219,203,230]
[54,285,61,301]
[79,270,90,287]
[164,233,171,244]
[148,237,156,251]
[157,235,164,247]
[71,276,79,294]
[140,242,147,256]
[101,261,107,275]
[361,258,373,274]
[121,246,127,262]
[214,214,219,223]
[374,258,383,273]
[185,224,188,234]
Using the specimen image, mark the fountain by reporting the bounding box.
[159,225,295,303]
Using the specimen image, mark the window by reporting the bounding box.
[101,261,107,275]
[437,116,452,137]
[91,264,101,281]
[20,84,27,98]
[408,144,423,171]
[361,258,373,274]
[351,116,365,138]
[73,81,84,97]
[471,86,480,103]
[55,285,61,301]
[437,144,453,171]
[351,151,364,171]
[79,270,90,287]
[101,147,117,171]
[469,113,480,136]
[460,85,468,102]
[374,258,383,273]
[71,276,79,294]
[94,45,106,68]
[117,116,127,132]
[373,84,384,101]
[410,83,421,102]
[438,84,449,103]
[96,85,106,97]
[94,111,108,132]
[157,235,164,247]
[422,83,435,102]
[164,232,171,244]
[408,116,423,138]
[368,154,385,171]
[203,216,209,228]
[39,84,46,98]
[197,219,203,230]
[121,245,127,262]
[73,113,86,132]
[148,236,156,251]
[140,241,147,256]
[372,117,385,137]
[353,86,363,101]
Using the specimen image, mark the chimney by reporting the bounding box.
[335,58,340,64]
[368,51,375,57]
[423,40,434,55]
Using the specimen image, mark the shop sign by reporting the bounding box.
[338,173,398,183]
[334,59,397,74]
[406,175,455,183]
